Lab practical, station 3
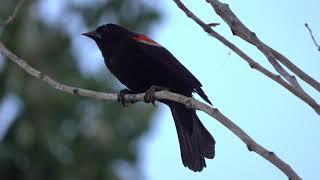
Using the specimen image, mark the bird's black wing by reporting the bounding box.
[132,35,211,105]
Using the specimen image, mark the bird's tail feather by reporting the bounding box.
[169,102,215,172]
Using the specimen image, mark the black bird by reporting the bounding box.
[82,24,215,172]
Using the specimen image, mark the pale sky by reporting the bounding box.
[138,1,320,180]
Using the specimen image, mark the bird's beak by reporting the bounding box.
[82,30,102,40]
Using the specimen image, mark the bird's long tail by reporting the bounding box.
[168,102,215,172]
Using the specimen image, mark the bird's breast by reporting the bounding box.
[105,54,151,92]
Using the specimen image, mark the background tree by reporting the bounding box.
[0,0,161,179]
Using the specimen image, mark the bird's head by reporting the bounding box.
[82,23,133,58]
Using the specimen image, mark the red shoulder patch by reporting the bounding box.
[133,34,161,47]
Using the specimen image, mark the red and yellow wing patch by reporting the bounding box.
[133,34,161,47]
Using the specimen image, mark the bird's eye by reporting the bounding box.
[96,28,102,33]
[96,25,109,34]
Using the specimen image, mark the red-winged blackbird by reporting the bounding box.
[82,24,215,172]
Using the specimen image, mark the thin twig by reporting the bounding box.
[0,39,301,180]
[305,23,320,52]
[0,0,25,25]
[172,0,320,115]
[207,22,220,27]
[205,0,320,93]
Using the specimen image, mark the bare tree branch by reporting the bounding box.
[172,0,320,115]
[205,0,320,93]
[0,39,302,180]
[269,47,320,91]
[0,0,25,25]
[0,1,303,178]
[305,23,320,52]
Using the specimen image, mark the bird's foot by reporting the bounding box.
[118,89,134,107]
[144,85,169,106]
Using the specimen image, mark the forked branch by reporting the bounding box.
[205,0,320,93]
[172,0,320,115]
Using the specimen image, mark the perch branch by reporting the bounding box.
[172,0,320,115]
[0,38,301,180]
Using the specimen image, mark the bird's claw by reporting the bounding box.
[144,86,168,106]
[118,89,132,107]
[144,89,156,106]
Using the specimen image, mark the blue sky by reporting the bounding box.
[1,0,319,179]
[138,1,320,180]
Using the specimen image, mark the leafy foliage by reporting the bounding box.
[0,0,161,179]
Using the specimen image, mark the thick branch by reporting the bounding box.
[0,38,301,179]
[205,0,320,93]
[172,0,320,115]
[305,23,320,52]
[0,0,25,25]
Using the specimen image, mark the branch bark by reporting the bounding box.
[0,0,25,25]
[0,38,301,179]
[172,0,320,115]
[205,0,320,93]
